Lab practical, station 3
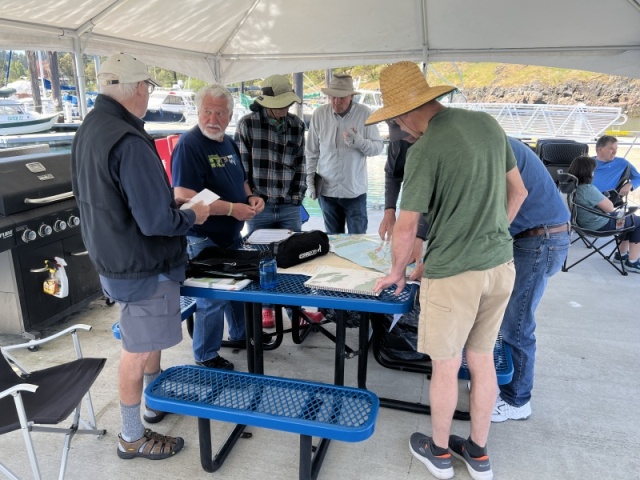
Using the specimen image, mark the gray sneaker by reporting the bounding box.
[448,435,493,480]
[409,432,454,479]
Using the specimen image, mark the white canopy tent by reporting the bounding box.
[1,0,639,116]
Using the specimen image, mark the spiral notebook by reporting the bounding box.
[303,266,385,296]
[183,277,252,290]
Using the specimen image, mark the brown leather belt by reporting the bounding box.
[514,223,569,239]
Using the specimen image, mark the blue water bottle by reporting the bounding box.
[259,251,278,289]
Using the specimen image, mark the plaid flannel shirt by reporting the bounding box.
[236,109,306,204]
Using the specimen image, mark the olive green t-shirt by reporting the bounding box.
[400,108,515,278]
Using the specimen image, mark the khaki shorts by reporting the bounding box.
[418,261,515,360]
[119,280,183,353]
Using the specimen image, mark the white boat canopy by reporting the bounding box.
[1,0,639,116]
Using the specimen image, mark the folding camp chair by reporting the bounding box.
[0,324,106,480]
[559,174,637,276]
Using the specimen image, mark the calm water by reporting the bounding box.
[302,152,388,218]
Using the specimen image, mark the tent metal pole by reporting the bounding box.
[73,37,88,119]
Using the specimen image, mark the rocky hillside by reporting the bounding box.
[355,62,640,117]
[463,79,640,116]
[427,63,640,116]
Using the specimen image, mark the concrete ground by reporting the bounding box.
[1,210,639,480]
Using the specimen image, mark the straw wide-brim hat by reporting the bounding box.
[365,62,455,125]
[321,73,360,98]
[255,74,302,109]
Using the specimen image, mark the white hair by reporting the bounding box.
[99,74,139,103]
[195,84,234,112]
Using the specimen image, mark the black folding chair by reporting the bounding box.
[0,324,106,480]
[559,174,637,276]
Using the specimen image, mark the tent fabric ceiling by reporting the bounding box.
[0,0,639,83]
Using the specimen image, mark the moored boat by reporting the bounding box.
[0,99,60,135]
[144,89,197,123]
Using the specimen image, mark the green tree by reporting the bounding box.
[57,53,76,86]
[9,59,27,82]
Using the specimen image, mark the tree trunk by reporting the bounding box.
[26,50,42,113]
[48,51,63,116]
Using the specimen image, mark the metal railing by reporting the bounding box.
[451,103,627,141]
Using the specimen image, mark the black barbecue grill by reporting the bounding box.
[0,151,101,338]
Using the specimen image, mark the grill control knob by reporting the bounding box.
[22,229,37,243]
[54,220,67,232]
[38,224,53,237]
[68,215,80,227]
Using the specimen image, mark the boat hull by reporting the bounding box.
[0,114,60,135]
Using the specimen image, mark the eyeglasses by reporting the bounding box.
[388,118,398,126]
[144,81,155,94]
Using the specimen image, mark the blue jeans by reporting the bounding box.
[247,203,302,234]
[247,203,301,312]
[318,194,368,234]
[187,235,246,363]
[498,231,570,407]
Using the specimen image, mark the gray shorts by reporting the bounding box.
[118,279,183,353]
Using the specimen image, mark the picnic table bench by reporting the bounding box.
[145,365,379,480]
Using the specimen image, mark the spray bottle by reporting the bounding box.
[53,257,69,298]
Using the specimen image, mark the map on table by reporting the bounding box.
[328,234,394,273]
[329,234,424,276]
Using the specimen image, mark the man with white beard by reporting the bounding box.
[171,84,265,370]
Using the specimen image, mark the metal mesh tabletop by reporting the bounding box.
[181,273,415,315]
[179,296,197,319]
[146,366,379,442]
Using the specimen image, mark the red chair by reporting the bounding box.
[167,134,181,153]
[154,137,172,183]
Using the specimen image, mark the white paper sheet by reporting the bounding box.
[180,188,219,210]
[246,229,294,244]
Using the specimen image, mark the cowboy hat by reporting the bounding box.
[98,53,160,87]
[321,74,360,98]
[365,62,455,125]
[254,75,301,109]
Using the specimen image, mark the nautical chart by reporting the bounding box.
[329,234,425,276]
[328,234,394,273]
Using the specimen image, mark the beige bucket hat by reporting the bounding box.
[321,74,360,98]
[365,62,455,125]
[255,75,302,109]
[98,53,160,87]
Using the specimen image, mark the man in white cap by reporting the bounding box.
[306,73,384,234]
[367,62,527,480]
[71,53,209,460]
[236,74,322,327]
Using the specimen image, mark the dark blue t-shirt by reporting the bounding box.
[171,126,248,247]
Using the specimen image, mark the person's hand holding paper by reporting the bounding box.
[180,188,220,210]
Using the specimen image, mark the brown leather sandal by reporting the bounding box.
[117,429,184,460]
[143,405,168,424]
